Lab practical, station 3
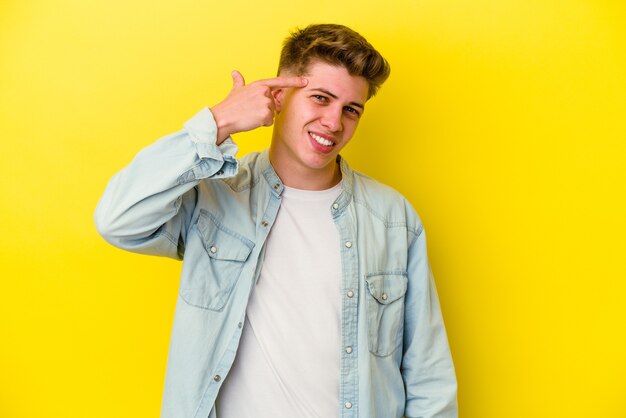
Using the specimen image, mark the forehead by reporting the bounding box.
[293,60,369,103]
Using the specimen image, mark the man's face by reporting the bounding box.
[270,60,369,188]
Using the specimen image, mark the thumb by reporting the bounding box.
[231,70,245,88]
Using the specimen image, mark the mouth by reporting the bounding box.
[309,131,336,147]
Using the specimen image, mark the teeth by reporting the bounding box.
[310,133,334,146]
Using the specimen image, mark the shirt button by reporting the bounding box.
[274,183,280,190]
[347,290,354,298]
[261,220,268,227]
[345,346,353,354]
[345,241,352,248]
[238,322,243,329]
[332,203,339,210]
[213,375,221,382]
[382,293,388,301]
[345,401,352,409]
[209,246,217,254]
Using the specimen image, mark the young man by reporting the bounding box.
[95,24,457,418]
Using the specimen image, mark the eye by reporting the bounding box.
[344,106,361,117]
[312,94,328,103]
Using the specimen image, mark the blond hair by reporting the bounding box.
[278,24,391,99]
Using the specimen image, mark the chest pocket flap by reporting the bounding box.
[365,273,408,356]
[366,273,408,305]
[196,210,254,262]
[180,210,254,311]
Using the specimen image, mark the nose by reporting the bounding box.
[320,106,343,132]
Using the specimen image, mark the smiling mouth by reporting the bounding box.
[309,132,335,147]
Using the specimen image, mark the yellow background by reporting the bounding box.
[1,0,625,417]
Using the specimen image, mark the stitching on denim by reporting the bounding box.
[364,271,408,278]
[197,209,254,249]
[224,173,258,192]
[353,197,410,228]
[408,223,424,247]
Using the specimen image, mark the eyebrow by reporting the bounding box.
[310,88,365,110]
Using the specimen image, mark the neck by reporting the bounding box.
[268,148,342,191]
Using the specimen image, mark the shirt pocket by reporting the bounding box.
[365,272,408,357]
[179,209,254,311]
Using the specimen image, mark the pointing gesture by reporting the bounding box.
[211,70,308,144]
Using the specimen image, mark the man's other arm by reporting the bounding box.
[402,225,458,418]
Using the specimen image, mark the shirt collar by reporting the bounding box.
[258,150,354,208]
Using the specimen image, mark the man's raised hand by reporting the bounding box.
[210,71,307,144]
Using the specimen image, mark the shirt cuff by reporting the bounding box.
[184,107,239,160]
[179,107,239,181]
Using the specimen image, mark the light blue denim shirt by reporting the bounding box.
[95,108,457,418]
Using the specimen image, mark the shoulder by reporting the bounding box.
[349,168,423,235]
[350,169,404,205]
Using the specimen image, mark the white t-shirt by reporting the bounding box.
[217,182,343,418]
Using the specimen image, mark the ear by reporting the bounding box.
[271,88,284,112]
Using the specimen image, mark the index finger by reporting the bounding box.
[253,76,308,89]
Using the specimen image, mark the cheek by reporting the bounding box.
[278,98,320,129]
[343,118,359,134]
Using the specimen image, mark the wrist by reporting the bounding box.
[210,105,232,145]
